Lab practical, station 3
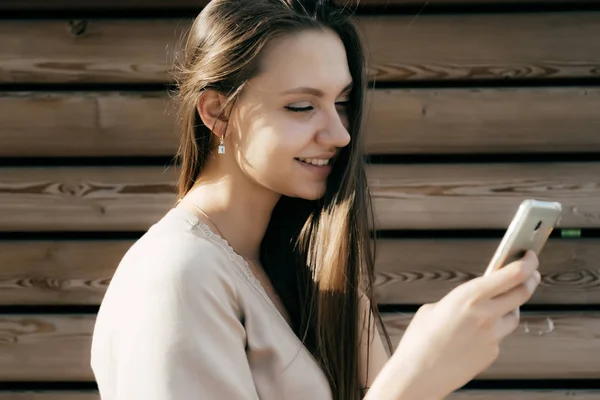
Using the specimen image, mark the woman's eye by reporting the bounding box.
[335,101,350,112]
[284,100,349,113]
[284,105,313,113]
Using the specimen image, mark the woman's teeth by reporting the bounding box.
[296,158,330,166]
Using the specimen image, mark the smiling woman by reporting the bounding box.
[90,1,390,399]
[89,1,543,400]
[201,28,353,201]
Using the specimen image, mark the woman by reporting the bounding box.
[90,0,541,399]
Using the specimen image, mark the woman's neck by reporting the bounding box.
[179,173,280,262]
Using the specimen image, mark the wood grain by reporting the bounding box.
[1,313,599,381]
[4,88,600,156]
[0,92,178,157]
[1,163,599,231]
[0,166,179,232]
[375,238,600,304]
[384,312,600,379]
[365,87,600,154]
[0,20,189,84]
[2,12,599,83]
[0,241,129,305]
[2,238,599,305]
[2,392,600,400]
[359,12,600,81]
[369,162,600,229]
[0,315,95,381]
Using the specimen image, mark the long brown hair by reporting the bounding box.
[171,0,391,398]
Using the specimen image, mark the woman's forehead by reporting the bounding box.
[252,29,352,96]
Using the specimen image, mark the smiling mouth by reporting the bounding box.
[294,157,332,166]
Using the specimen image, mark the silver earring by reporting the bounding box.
[218,135,225,154]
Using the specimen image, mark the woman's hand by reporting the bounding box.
[366,250,541,400]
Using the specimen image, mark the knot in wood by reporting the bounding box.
[58,183,83,196]
[68,20,88,36]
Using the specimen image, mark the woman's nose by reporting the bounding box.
[318,112,351,148]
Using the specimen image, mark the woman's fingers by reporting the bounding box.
[473,251,539,300]
[492,271,540,314]
[492,271,541,338]
[495,307,521,339]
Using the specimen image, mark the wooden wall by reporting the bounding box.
[1,0,600,398]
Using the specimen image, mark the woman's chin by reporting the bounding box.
[299,187,328,201]
[283,184,327,201]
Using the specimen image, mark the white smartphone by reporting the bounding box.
[484,199,563,276]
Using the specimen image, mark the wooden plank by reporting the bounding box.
[368,162,600,230]
[0,0,594,10]
[1,313,599,381]
[1,12,599,83]
[0,92,178,157]
[0,241,129,305]
[4,88,600,156]
[0,167,179,232]
[375,238,600,305]
[1,163,600,231]
[385,312,600,379]
[0,315,95,381]
[0,20,189,84]
[2,238,599,305]
[366,87,600,154]
[360,12,600,81]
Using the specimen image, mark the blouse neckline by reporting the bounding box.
[166,206,326,381]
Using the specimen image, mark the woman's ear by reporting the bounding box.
[196,90,229,137]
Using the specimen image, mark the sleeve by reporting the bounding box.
[100,243,260,400]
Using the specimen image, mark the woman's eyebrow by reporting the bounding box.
[279,82,353,97]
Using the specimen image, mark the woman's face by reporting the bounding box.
[227,28,353,201]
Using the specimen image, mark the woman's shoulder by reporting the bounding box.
[133,209,227,260]
[103,208,242,305]
[91,208,245,373]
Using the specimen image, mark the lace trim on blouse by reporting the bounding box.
[190,218,284,321]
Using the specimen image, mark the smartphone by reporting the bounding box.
[484,199,562,276]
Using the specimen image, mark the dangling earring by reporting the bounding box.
[218,135,225,154]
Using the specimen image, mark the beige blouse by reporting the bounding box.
[90,206,388,399]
